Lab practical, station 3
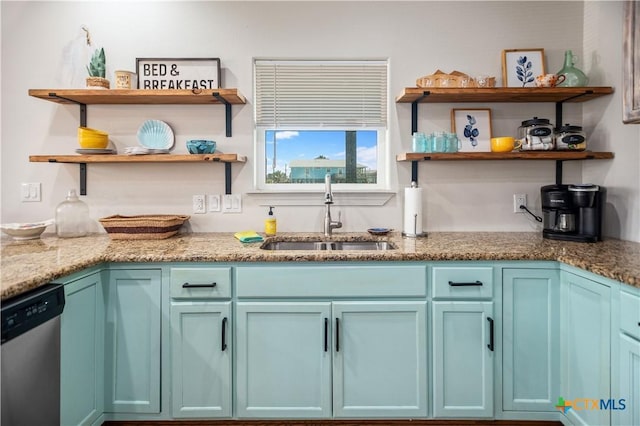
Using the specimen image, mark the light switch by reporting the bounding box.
[208,194,221,212]
[222,194,242,213]
[21,183,41,202]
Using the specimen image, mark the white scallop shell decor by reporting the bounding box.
[136,120,175,150]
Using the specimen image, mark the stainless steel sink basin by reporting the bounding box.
[261,240,395,251]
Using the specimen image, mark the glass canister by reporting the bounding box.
[517,117,555,150]
[55,189,90,238]
[555,124,586,151]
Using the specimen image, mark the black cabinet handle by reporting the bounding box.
[487,317,494,351]
[324,318,328,352]
[335,318,340,352]
[448,280,483,287]
[221,317,228,351]
[182,282,217,288]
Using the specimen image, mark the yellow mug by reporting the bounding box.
[491,137,522,153]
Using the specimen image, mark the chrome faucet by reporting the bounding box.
[323,173,342,237]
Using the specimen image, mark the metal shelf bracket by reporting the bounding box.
[213,92,233,137]
[79,163,87,195]
[48,92,87,127]
[411,91,431,134]
[554,90,594,129]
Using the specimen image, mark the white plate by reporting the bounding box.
[76,148,116,155]
[136,120,174,150]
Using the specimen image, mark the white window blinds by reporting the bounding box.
[255,60,388,128]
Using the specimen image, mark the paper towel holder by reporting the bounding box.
[402,182,427,238]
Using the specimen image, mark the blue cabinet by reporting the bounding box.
[561,270,611,426]
[235,302,333,418]
[613,286,640,426]
[332,302,427,418]
[431,264,495,418]
[432,301,494,417]
[171,302,232,418]
[104,268,162,414]
[60,270,105,426]
[235,300,427,419]
[502,268,560,412]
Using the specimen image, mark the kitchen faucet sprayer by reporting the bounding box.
[323,173,342,237]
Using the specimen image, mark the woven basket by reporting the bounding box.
[99,214,190,239]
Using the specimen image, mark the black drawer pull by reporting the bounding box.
[448,280,483,287]
[221,317,228,351]
[487,317,494,352]
[335,318,340,352]
[182,282,217,288]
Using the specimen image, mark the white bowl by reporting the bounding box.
[1,220,54,240]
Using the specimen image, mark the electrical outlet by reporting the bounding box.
[222,194,242,213]
[513,194,527,213]
[21,183,41,202]
[208,194,221,212]
[192,195,206,214]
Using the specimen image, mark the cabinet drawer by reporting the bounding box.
[620,289,640,340]
[432,266,493,299]
[170,267,231,299]
[236,264,426,298]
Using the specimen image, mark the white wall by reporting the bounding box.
[1,1,637,241]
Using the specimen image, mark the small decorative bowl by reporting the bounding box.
[1,219,54,240]
[78,127,109,149]
[186,140,216,154]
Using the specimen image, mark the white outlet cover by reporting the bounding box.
[193,195,206,214]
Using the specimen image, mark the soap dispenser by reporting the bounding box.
[265,206,277,236]
[55,189,90,238]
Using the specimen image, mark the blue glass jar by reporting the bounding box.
[412,132,427,152]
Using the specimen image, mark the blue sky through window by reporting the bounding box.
[265,130,377,176]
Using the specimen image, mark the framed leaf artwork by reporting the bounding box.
[502,49,546,88]
[451,108,493,152]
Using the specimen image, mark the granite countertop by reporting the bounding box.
[2,231,639,300]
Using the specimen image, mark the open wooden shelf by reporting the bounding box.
[28,88,246,136]
[396,87,614,104]
[28,88,246,105]
[30,153,246,195]
[397,151,614,162]
[29,153,247,163]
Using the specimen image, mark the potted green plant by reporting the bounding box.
[86,47,110,89]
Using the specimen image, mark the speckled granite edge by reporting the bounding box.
[2,232,639,300]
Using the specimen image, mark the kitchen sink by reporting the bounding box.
[260,240,396,251]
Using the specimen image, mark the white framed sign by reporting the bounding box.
[136,58,221,90]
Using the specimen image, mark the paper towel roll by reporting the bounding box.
[403,185,423,236]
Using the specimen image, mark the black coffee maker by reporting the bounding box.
[541,184,605,242]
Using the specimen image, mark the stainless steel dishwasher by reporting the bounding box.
[1,283,65,426]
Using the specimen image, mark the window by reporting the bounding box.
[254,59,388,191]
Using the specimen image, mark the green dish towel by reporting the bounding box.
[234,230,264,243]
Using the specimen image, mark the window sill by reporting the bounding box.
[246,191,396,206]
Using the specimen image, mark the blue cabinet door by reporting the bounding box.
[503,268,560,412]
[60,271,105,426]
[171,302,232,418]
[235,302,332,418]
[104,269,162,414]
[561,271,611,426]
[433,301,494,418]
[616,333,640,426]
[332,302,427,418]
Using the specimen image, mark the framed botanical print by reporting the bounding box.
[502,49,546,88]
[451,108,493,152]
